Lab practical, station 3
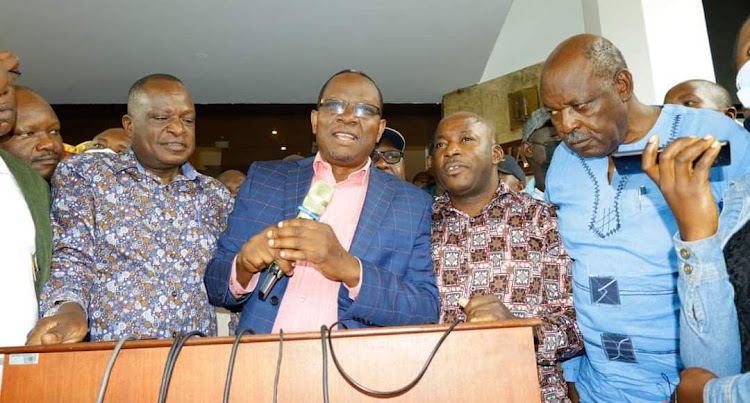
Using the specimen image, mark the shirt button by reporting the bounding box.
[684,263,693,275]
[270,296,279,306]
[171,291,179,298]
[679,249,690,260]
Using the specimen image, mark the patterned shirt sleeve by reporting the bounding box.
[39,160,96,316]
[534,206,584,364]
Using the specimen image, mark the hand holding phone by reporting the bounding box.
[612,140,730,175]
[641,135,721,242]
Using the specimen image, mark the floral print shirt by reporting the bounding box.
[40,149,233,341]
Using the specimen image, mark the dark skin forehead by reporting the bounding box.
[541,53,604,109]
[319,73,381,107]
[128,80,193,116]
[435,113,495,143]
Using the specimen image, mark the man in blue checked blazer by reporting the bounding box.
[204,70,439,334]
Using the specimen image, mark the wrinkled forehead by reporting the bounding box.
[541,56,600,106]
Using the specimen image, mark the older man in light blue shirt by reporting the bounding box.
[542,34,750,402]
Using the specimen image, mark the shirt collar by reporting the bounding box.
[115,148,199,182]
[434,180,514,219]
[312,152,370,185]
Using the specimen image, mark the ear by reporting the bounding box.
[492,143,505,165]
[310,110,318,135]
[427,155,433,170]
[521,141,533,157]
[613,69,634,103]
[725,107,738,120]
[376,119,386,143]
[122,114,133,136]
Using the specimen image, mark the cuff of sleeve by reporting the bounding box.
[673,231,727,281]
[344,258,363,300]
[43,293,88,322]
[229,255,260,297]
[703,375,738,403]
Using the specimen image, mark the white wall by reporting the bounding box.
[480,0,715,106]
[583,0,714,105]
[479,0,586,83]
[641,0,715,102]
[585,0,658,104]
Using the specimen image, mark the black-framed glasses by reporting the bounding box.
[318,99,381,119]
[371,149,403,164]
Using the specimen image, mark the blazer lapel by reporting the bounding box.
[284,157,314,219]
[349,168,394,258]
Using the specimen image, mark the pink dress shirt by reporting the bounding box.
[229,153,369,333]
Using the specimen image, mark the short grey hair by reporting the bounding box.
[582,37,628,82]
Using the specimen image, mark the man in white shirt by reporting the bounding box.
[0,51,52,347]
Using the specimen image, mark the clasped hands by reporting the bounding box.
[236,218,360,288]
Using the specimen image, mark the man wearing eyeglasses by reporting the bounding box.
[205,70,439,334]
[0,51,52,347]
[372,127,406,180]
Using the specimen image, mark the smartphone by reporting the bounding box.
[612,141,731,175]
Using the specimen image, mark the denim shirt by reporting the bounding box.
[674,174,750,402]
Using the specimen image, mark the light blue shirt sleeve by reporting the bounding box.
[704,374,750,402]
[674,231,741,377]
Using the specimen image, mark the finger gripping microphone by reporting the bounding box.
[258,181,335,300]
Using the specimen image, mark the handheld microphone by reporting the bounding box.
[258,181,335,300]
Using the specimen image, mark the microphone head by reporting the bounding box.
[302,181,335,216]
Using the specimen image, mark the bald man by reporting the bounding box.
[217,169,246,198]
[664,79,737,119]
[0,52,52,347]
[0,86,63,179]
[90,128,131,153]
[541,34,750,401]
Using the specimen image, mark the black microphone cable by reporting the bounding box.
[321,319,462,400]
[158,330,205,403]
[223,327,256,403]
[96,333,137,403]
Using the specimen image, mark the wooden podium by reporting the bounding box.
[0,319,541,402]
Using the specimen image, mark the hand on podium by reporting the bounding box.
[459,295,515,322]
[26,302,88,345]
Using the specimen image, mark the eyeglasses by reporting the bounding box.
[318,99,381,119]
[371,149,403,164]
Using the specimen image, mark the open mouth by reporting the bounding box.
[332,132,358,143]
[443,161,468,176]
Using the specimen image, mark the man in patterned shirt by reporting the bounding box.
[26,74,233,343]
[430,112,582,403]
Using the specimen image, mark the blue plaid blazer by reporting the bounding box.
[204,157,440,334]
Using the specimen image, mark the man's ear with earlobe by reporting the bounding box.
[724,107,737,120]
[614,69,634,103]
[492,143,505,165]
[122,115,133,136]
